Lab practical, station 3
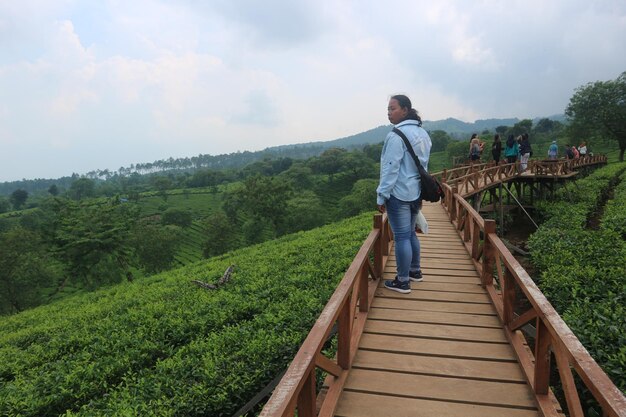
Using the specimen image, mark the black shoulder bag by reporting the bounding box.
[392,127,443,203]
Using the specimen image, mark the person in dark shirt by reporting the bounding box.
[491,134,502,165]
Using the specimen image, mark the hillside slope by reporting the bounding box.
[0,212,373,417]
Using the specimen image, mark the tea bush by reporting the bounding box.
[600,170,626,238]
[528,162,626,400]
[0,212,373,416]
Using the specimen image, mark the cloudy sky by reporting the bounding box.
[1,0,625,182]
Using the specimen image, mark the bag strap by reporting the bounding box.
[392,127,423,169]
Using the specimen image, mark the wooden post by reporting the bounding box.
[359,264,369,312]
[384,219,392,255]
[337,298,352,369]
[481,220,496,287]
[534,318,551,396]
[471,219,480,260]
[463,210,471,242]
[373,214,383,279]
[499,182,504,237]
[502,268,516,325]
[554,343,585,417]
[473,190,482,212]
[297,370,316,417]
[450,186,458,221]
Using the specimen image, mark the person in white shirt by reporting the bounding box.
[376,94,432,294]
[578,141,588,158]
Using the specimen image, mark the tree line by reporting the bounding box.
[2,69,624,314]
[0,144,387,314]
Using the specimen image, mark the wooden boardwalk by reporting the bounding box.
[334,202,542,417]
[260,155,626,417]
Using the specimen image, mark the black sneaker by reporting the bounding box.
[409,270,423,282]
[384,278,411,294]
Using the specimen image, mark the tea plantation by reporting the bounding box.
[0,212,373,416]
[528,162,626,402]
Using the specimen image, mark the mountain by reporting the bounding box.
[0,115,565,195]
[275,114,566,150]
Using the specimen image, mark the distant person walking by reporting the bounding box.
[565,144,575,159]
[491,134,502,165]
[504,134,519,164]
[548,140,558,160]
[376,94,432,294]
[519,133,532,171]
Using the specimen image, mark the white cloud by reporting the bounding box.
[451,36,500,70]
[1,0,626,181]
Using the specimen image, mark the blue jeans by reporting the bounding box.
[385,195,421,282]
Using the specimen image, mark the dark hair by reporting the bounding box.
[391,94,422,126]
[470,133,478,140]
[506,134,515,147]
[494,134,501,142]
[522,133,529,143]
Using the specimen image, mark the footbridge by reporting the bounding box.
[259,156,626,417]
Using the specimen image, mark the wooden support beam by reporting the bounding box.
[315,353,342,377]
[502,268,516,325]
[481,220,496,287]
[509,308,537,332]
[359,264,369,312]
[554,342,585,417]
[373,214,383,279]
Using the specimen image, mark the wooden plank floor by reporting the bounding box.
[334,202,540,417]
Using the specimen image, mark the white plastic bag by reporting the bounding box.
[416,210,428,234]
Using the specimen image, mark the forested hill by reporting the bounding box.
[269,116,558,151]
[0,115,565,196]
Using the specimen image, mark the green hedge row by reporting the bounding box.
[533,162,624,230]
[600,170,626,238]
[528,162,626,402]
[0,212,373,416]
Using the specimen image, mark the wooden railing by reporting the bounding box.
[441,181,626,417]
[260,154,623,417]
[436,155,607,198]
[259,214,392,417]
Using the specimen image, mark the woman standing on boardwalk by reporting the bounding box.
[504,134,519,164]
[376,94,432,294]
[491,134,502,164]
[519,133,532,171]
[468,133,484,163]
[548,140,558,160]
[578,141,588,158]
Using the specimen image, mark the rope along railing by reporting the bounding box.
[259,155,622,417]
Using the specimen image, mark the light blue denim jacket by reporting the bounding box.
[376,120,432,205]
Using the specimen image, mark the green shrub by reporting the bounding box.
[600,170,626,238]
[529,162,626,403]
[161,208,192,228]
[0,212,372,416]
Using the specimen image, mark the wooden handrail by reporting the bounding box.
[260,154,622,417]
[433,155,607,198]
[447,185,626,417]
[259,214,392,417]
